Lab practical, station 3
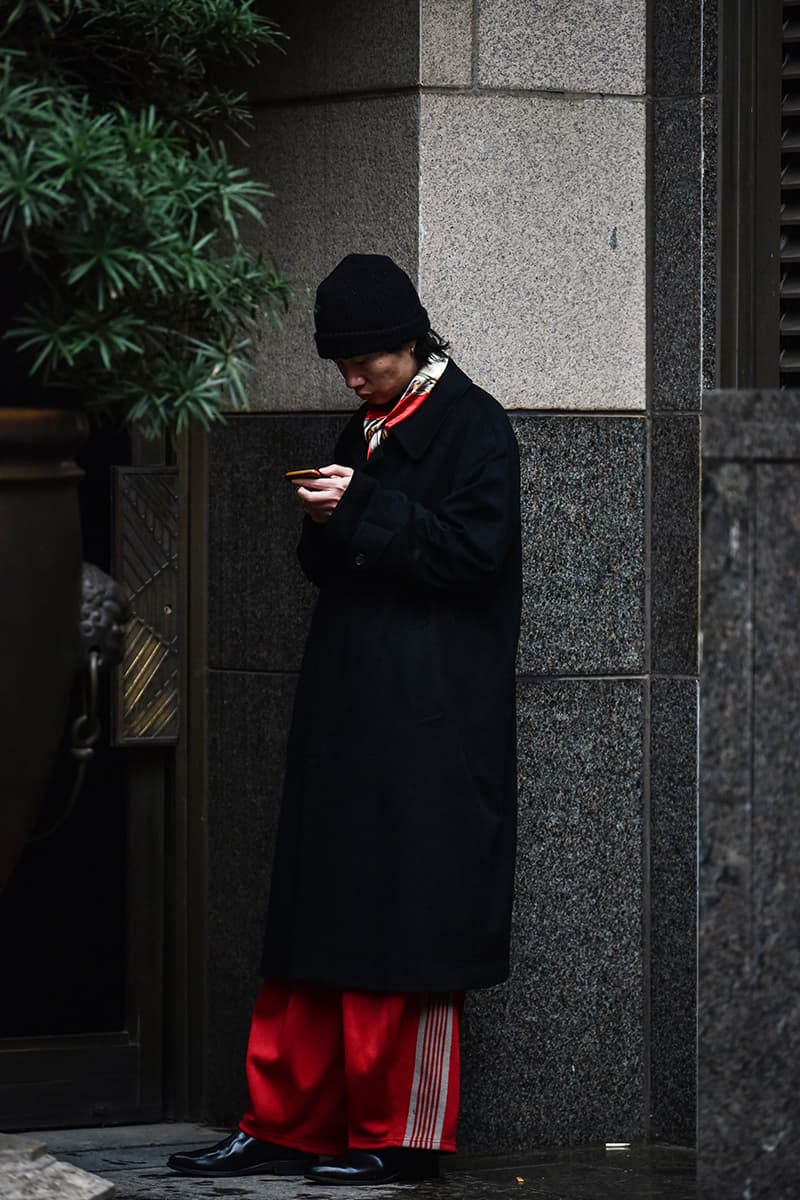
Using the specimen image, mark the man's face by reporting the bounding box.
[335,343,416,407]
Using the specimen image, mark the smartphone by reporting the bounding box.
[284,468,322,481]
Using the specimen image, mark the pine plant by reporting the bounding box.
[0,0,289,436]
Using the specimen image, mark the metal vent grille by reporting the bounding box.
[781,1,800,380]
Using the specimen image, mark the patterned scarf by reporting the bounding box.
[363,355,449,459]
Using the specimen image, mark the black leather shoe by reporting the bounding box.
[305,1148,440,1186]
[167,1130,317,1176]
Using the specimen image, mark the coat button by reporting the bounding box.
[353,553,367,569]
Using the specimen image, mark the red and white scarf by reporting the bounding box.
[363,355,449,459]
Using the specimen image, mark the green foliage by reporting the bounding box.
[0,0,289,436]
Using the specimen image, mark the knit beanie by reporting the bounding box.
[314,254,430,359]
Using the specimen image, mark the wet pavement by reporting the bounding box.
[41,1124,696,1199]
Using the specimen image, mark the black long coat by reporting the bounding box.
[261,361,522,992]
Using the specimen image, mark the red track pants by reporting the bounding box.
[239,981,463,1155]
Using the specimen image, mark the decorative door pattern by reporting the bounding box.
[113,467,179,744]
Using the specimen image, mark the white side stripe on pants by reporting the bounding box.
[402,995,455,1150]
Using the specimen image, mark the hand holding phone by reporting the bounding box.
[286,463,355,524]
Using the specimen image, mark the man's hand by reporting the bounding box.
[293,464,354,524]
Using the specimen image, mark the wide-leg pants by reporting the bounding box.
[239,981,463,1155]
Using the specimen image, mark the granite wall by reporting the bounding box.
[647,0,716,1144]
[202,0,708,1150]
[698,393,800,1200]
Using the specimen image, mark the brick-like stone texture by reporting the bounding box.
[513,414,646,674]
[477,0,646,94]
[420,93,646,410]
[460,679,645,1150]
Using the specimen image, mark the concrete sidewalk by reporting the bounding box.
[9,1123,697,1200]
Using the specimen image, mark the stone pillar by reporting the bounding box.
[699,392,800,1200]
[202,0,705,1150]
[647,0,717,1145]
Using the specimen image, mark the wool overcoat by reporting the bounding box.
[261,361,522,992]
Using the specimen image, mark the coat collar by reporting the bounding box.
[378,360,472,461]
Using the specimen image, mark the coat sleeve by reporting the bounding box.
[295,418,361,586]
[318,428,520,591]
[297,514,337,585]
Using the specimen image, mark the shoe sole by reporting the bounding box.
[168,1160,313,1177]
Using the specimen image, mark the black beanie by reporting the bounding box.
[314,254,430,359]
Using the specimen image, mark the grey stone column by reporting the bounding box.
[699,392,800,1200]
[647,0,717,1145]
[200,0,705,1152]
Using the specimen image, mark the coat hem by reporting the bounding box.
[259,962,510,993]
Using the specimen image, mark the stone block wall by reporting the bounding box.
[203,0,711,1150]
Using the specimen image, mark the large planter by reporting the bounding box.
[0,408,89,892]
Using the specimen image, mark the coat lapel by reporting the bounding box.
[337,361,473,471]
[388,361,472,461]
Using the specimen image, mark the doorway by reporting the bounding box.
[0,423,173,1129]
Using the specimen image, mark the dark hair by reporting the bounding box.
[385,328,450,367]
[413,329,450,367]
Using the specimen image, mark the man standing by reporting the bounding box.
[168,254,521,1185]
